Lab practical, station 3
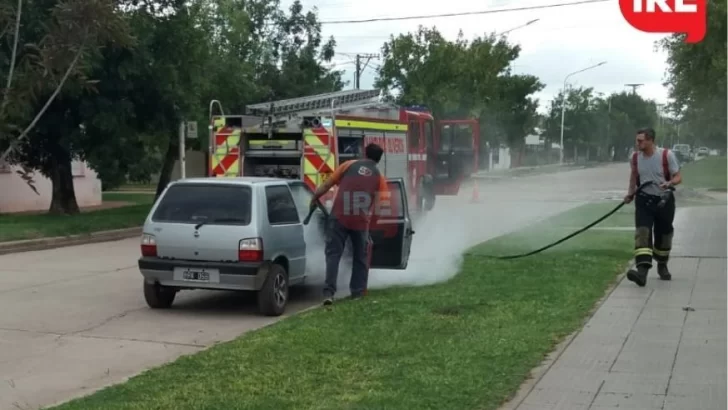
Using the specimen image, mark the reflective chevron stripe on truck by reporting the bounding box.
[210,117,241,177]
[302,127,336,194]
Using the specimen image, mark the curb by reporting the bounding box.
[497,260,633,410]
[0,227,142,256]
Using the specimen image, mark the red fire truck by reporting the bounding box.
[208,89,479,213]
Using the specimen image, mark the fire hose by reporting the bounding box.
[302,182,675,261]
[475,181,674,260]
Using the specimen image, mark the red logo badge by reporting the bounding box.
[619,0,707,43]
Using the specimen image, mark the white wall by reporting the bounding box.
[0,160,102,213]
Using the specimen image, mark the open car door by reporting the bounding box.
[369,178,414,270]
[432,119,479,195]
[287,181,329,240]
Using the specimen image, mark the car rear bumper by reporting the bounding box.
[138,257,268,291]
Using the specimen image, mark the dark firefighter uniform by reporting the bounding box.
[629,148,680,284]
[317,158,389,301]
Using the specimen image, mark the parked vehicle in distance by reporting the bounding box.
[696,147,710,157]
[137,177,414,316]
[672,144,692,163]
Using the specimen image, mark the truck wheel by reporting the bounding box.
[257,264,289,317]
[143,281,176,309]
[423,194,436,211]
[419,177,436,211]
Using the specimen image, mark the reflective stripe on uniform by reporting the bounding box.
[653,248,670,256]
[634,247,653,257]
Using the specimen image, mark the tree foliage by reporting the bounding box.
[542,88,661,161]
[1,0,342,213]
[0,0,132,152]
[659,0,727,149]
[374,26,544,166]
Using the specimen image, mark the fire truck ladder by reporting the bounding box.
[245,89,382,117]
[246,89,382,177]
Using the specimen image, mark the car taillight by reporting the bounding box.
[239,238,263,262]
[141,233,157,257]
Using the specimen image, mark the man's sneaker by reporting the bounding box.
[323,297,334,306]
[627,267,648,287]
[349,293,364,301]
[657,264,672,281]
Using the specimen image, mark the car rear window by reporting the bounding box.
[152,183,252,225]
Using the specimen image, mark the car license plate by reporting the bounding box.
[182,269,209,281]
[174,267,219,283]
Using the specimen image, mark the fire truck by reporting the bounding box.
[208,89,479,213]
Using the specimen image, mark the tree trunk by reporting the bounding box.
[48,157,80,215]
[155,140,177,201]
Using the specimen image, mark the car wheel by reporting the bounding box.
[257,264,289,317]
[143,280,176,309]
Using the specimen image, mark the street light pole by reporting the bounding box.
[559,61,607,165]
[496,19,540,36]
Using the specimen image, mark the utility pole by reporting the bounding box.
[624,83,644,94]
[355,53,379,89]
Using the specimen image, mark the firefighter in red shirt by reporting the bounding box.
[310,143,390,305]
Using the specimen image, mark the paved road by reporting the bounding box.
[503,205,727,410]
[1,163,632,410]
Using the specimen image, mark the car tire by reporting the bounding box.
[257,263,289,317]
[143,281,176,309]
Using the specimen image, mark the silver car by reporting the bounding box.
[137,177,414,316]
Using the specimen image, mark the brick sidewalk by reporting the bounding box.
[502,205,727,410]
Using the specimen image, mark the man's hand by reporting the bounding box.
[659,181,673,190]
[623,193,634,204]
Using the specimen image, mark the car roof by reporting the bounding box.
[171,177,303,187]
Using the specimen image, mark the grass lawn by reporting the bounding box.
[681,156,727,191]
[50,202,633,410]
[0,192,155,242]
[111,183,157,192]
[546,201,634,228]
[102,192,156,205]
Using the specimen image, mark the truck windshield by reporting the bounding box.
[152,183,252,226]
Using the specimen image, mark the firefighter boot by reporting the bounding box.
[627,266,648,287]
[657,263,672,281]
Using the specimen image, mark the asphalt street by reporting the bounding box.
[0,163,636,410]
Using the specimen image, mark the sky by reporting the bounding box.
[285,0,672,114]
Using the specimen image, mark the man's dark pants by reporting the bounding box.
[324,217,369,298]
[633,192,676,269]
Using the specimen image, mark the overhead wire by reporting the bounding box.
[319,0,610,25]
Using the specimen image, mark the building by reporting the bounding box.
[0,159,102,213]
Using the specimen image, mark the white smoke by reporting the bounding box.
[303,180,580,296]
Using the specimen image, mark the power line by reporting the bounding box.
[320,0,609,25]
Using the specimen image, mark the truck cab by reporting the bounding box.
[402,106,479,210]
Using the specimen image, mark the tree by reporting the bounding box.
[375,26,544,167]
[0,0,132,212]
[542,87,601,161]
[542,89,661,162]
[659,0,727,150]
[606,91,658,156]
